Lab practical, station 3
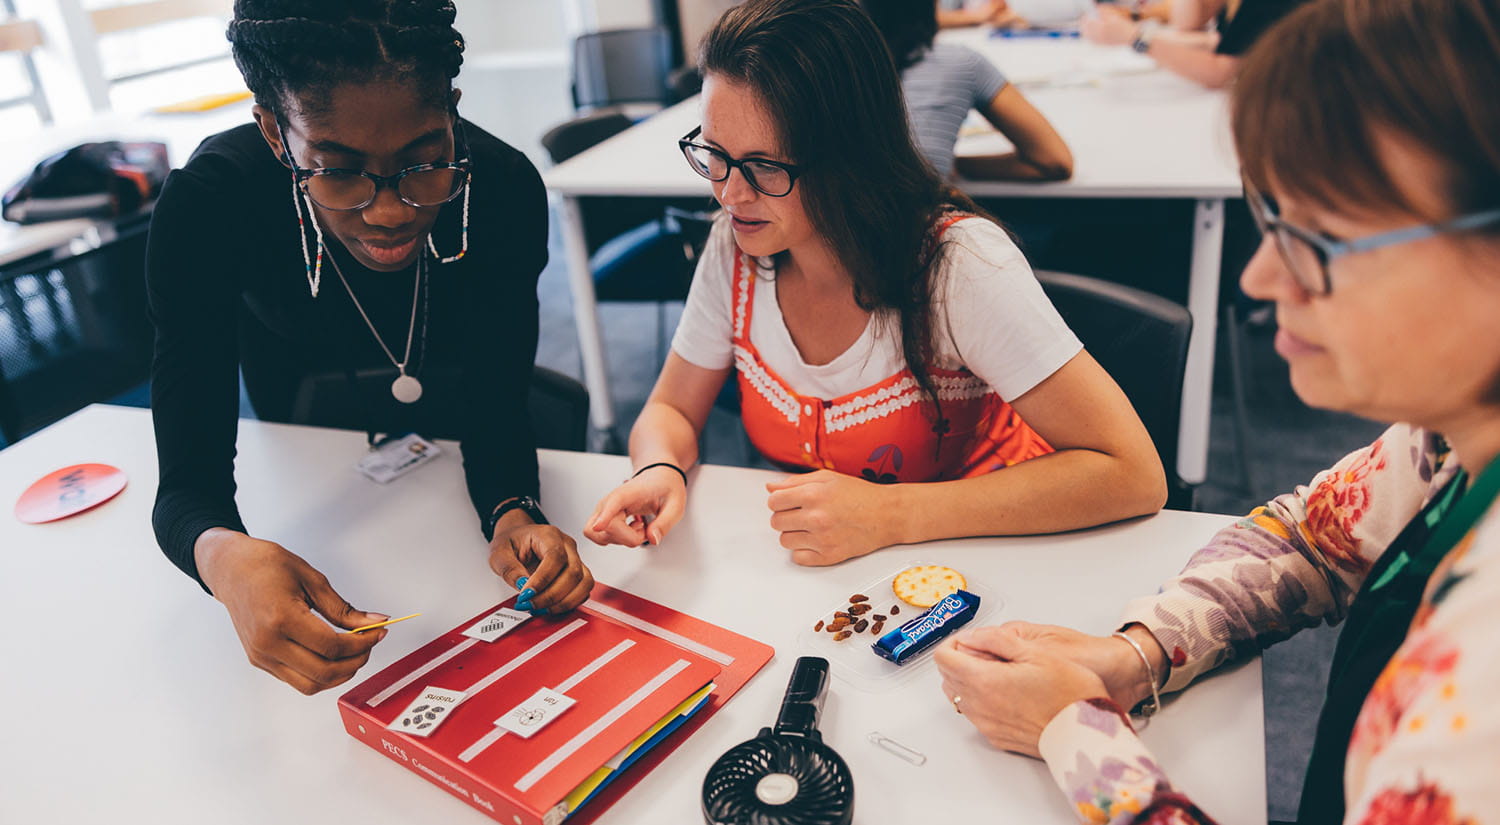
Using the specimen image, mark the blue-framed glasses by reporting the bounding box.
[1245,180,1500,296]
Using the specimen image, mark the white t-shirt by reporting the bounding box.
[670,217,1082,403]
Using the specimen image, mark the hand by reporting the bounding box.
[195,529,388,696]
[973,621,1162,711]
[934,624,1111,757]
[584,465,688,547]
[986,1,1023,26]
[489,523,595,614]
[765,469,903,566]
[1080,5,1138,46]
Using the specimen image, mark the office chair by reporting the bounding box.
[1035,270,1195,509]
[571,28,676,114]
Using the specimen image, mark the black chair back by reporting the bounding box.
[1035,271,1195,508]
[540,110,634,165]
[290,365,589,452]
[571,28,674,112]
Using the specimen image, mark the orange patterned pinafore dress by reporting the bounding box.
[731,215,1053,483]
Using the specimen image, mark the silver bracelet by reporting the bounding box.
[1112,630,1163,726]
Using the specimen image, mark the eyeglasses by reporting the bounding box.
[281,119,472,211]
[678,126,801,198]
[1245,179,1500,296]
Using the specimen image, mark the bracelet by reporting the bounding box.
[1112,630,1163,727]
[632,462,688,488]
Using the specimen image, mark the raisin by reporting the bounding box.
[848,594,869,603]
[871,621,885,635]
[848,603,872,615]
[833,630,852,641]
[834,611,851,620]
[853,618,869,633]
[891,605,901,614]
[872,614,887,622]
[814,620,824,632]
[828,617,850,631]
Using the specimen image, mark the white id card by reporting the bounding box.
[496,687,576,738]
[356,433,442,483]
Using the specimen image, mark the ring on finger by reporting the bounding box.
[952,695,963,715]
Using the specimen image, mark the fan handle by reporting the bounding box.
[773,656,829,738]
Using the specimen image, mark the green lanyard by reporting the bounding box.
[1298,452,1500,825]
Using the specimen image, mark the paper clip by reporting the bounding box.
[868,731,927,766]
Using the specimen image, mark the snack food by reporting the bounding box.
[892,565,968,608]
[871,590,980,665]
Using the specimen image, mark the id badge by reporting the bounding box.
[356,433,442,483]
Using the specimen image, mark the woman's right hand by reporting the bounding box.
[195,528,389,695]
[583,466,689,547]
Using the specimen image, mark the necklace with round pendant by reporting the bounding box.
[391,372,423,404]
[326,251,428,404]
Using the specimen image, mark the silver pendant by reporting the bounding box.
[392,373,423,404]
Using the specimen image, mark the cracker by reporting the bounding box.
[892,565,967,608]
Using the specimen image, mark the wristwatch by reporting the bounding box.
[486,495,549,539]
[1132,19,1163,54]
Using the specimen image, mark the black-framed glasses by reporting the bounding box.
[281,118,472,211]
[1245,179,1500,296]
[678,126,801,198]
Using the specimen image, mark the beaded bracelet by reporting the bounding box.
[632,462,688,488]
[1112,630,1163,728]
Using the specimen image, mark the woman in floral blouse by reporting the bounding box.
[933,0,1500,822]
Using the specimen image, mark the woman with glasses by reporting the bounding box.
[934,0,1500,821]
[146,0,593,696]
[584,0,1167,562]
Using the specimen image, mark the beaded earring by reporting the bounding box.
[292,175,325,298]
[426,181,470,264]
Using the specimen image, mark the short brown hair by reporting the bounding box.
[1233,0,1500,221]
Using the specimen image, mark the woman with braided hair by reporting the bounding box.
[147,0,593,695]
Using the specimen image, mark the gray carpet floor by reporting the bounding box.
[534,207,1386,822]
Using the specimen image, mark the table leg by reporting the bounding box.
[1178,198,1225,487]
[558,195,620,451]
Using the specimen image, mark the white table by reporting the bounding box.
[0,405,1265,824]
[542,34,1241,484]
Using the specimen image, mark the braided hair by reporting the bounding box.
[227,0,466,118]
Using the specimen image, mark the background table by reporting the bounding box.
[0,103,252,270]
[0,405,1265,824]
[543,33,1241,485]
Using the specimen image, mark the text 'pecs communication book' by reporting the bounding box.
[339,583,774,825]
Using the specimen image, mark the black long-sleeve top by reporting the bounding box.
[147,122,546,589]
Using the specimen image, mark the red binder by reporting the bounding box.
[339,583,774,825]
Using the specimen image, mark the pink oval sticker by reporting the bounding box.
[14,463,128,524]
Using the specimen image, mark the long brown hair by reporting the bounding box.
[700,0,986,419]
[1233,0,1500,222]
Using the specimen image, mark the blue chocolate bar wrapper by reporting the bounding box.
[871,589,980,665]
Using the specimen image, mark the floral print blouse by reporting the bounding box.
[1036,423,1500,824]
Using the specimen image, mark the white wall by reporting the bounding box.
[592,0,655,29]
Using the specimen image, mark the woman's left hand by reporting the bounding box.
[488,524,595,614]
[934,624,1111,758]
[765,469,902,566]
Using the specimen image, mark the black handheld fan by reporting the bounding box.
[701,656,854,825]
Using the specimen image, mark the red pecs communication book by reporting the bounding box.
[339,583,774,825]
